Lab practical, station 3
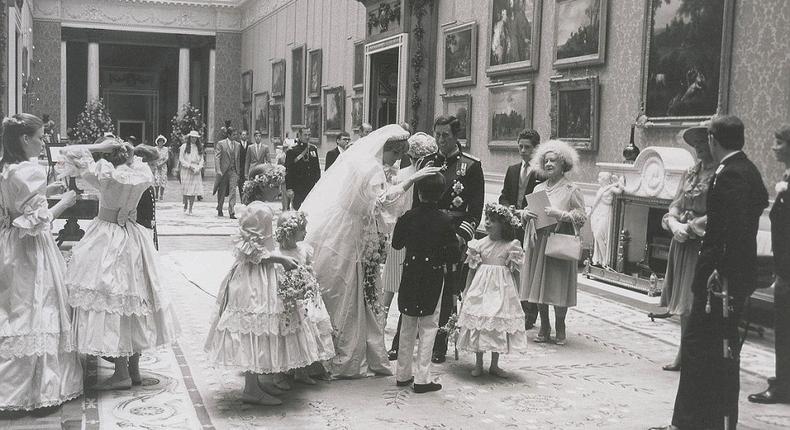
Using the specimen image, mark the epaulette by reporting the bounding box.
[461,152,480,163]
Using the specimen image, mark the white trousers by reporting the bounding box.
[396,290,443,385]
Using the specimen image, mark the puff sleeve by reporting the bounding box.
[466,239,482,269]
[9,162,53,237]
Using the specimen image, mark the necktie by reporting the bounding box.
[518,165,529,208]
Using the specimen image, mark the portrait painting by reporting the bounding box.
[269,104,283,143]
[550,76,599,151]
[443,22,477,88]
[305,104,322,143]
[241,105,251,133]
[443,94,472,147]
[351,96,363,131]
[271,59,285,98]
[308,49,323,99]
[642,0,735,120]
[353,41,365,89]
[553,0,608,68]
[253,91,269,135]
[291,45,306,125]
[324,86,345,134]
[488,81,533,148]
[486,0,542,76]
[241,70,253,104]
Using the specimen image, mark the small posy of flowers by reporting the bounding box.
[485,202,522,228]
[242,164,286,202]
[361,223,389,315]
[276,265,320,325]
[439,313,460,343]
[275,211,307,243]
[777,180,788,194]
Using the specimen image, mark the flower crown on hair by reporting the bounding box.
[275,211,308,243]
[485,203,522,228]
[242,164,285,192]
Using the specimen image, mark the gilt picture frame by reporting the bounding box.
[271,59,285,98]
[351,95,364,132]
[443,22,478,88]
[323,86,345,135]
[488,81,533,150]
[291,45,306,126]
[486,0,542,76]
[305,104,322,144]
[269,103,283,144]
[308,48,323,99]
[550,76,600,152]
[241,70,253,104]
[253,91,270,136]
[552,0,608,69]
[443,94,472,147]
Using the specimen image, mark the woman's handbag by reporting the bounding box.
[545,222,582,261]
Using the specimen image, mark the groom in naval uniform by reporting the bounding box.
[389,116,484,363]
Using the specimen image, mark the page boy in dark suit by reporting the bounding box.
[391,173,461,393]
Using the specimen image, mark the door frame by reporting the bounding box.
[363,33,409,127]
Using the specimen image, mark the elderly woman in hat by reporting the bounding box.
[149,135,170,201]
[179,130,204,215]
[658,124,717,371]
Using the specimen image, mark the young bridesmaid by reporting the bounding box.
[204,165,329,405]
[456,203,527,377]
[62,138,180,390]
[0,114,83,413]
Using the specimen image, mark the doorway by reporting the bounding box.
[117,120,145,142]
[369,49,398,129]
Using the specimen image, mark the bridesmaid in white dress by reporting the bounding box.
[179,130,204,214]
[0,114,83,412]
[62,138,180,390]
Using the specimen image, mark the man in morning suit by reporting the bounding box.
[245,130,271,176]
[285,127,321,210]
[749,125,790,405]
[325,131,351,171]
[499,129,543,330]
[213,123,241,218]
[651,115,768,430]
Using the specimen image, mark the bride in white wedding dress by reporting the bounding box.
[300,124,440,378]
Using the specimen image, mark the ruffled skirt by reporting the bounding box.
[456,265,527,354]
[0,227,83,410]
[66,220,180,356]
[180,167,203,196]
[204,261,335,374]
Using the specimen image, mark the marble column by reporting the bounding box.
[60,41,67,136]
[178,47,190,113]
[87,42,99,101]
[207,48,216,143]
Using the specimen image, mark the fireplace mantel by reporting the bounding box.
[597,147,695,200]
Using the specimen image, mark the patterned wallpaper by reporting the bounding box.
[31,20,62,128]
[214,32,242,143]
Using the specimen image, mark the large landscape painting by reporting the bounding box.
[489,82,533,147]
[553,0,607,68]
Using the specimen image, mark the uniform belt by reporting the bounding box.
[98,206,137,226]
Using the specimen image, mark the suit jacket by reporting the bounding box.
[392,202,462,316]
[238,140,250,179]
[499,162,542,209]
[325,147,340,171]
[213,138,240,195]
[245,142,271,176]
[284,142,321,195]
[417,146,484,243]
[693,151,768,300]
[771,177,790,280]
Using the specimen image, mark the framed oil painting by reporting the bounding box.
[353,41,365,90]
[443,94,472,147]
[304,104,322,144]
[486,0,542,76]
[253,91,270,135]
[323,86,345,134]
[241,104,251,134]
[553,0,608,69]
[269,104,283,144]
[308,49,322,99]
[550,76,600,152]
[351,95,364,131]
[271,59,285,98]
[641,0,735,121]
[443,22,477,88]
[291,45,306,126]
[488,81,533,149]
[241,70,253,104]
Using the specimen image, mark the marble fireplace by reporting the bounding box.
[586,147,695,295]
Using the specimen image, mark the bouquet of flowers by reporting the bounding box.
[74,98,115,144]
[361,223,389,315]
[276,265,320,324]
[439,313,461,360]
[242,164,286,203]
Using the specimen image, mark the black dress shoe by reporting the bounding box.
[525,321,535,330]
[749,387,789,404]
[388,349,398,361]
[413,382,442,393]
[647,426,679,430]
[431,355,446,364]
[217,209,224,217]
[229,213,237,219]
[396,377,413,387]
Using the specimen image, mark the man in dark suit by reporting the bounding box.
[237,130,250,198]
[749,125,790,405]
[213,124,241,218]
[499,129,542,329]
[651,115,769,430]
[285,127,321,210]
[325,131,350,171]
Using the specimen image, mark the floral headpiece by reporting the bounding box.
[242,164,286,203]
[276,211,308,243]
[485,203,522,228]
[407,132,438,159]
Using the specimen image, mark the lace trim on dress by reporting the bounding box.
[214,306,304,335]
[0,332,75,358]
[67,287,156,316]
[0,389,83,412]
[456,313,526,334]
[232,232,273,263]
